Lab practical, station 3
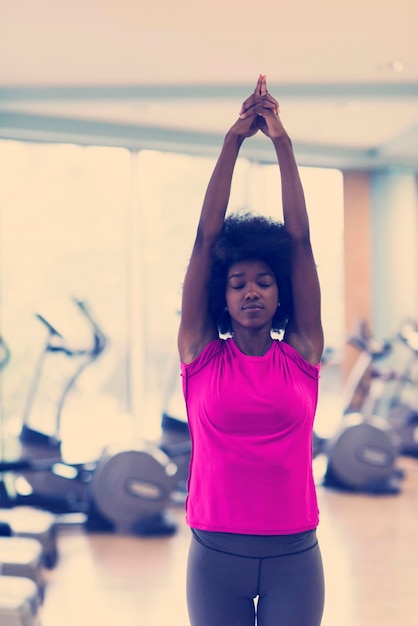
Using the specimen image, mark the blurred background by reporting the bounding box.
[0,2,417,626]
[1,0,416,448]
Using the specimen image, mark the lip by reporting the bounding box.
[242,304,263,310]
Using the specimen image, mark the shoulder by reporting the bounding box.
[277,340,321,380]
[180,338,225,376]
[282,326,323,366]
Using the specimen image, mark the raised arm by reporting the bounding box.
[276,133,324,365]
[178,90,260,364]
[240,76,324,364]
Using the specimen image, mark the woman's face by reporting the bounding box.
[225,259,279,331]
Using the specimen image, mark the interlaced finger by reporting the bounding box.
[254,74,263,95]
[240,75,279,116]
[256,100,279,117]
[240,95,279,119]
[262,75,279,114]
[239,92,258,117]
[265,93,280,114]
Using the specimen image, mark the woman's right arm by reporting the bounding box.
[177,130,245,364]
[178,76,276,364]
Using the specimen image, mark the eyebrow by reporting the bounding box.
[228,271,274,279]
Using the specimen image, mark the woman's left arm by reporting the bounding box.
[273,132,324,365]
[241,75,323,364]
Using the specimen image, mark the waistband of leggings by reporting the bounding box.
[191,528,318,558]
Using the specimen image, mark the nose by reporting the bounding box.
[245,286,259,300]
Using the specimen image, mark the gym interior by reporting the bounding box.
[0,2,418,626]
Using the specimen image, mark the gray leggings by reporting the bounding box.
[187,531,324,626]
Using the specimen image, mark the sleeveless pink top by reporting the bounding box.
[180,338,320,535]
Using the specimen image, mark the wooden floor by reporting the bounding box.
[35,456,418,626]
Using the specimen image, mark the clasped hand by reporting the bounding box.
[232,74,285,140]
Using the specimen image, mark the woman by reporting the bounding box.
[178,75,325,626]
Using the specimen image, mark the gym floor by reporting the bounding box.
[37,455,418,626]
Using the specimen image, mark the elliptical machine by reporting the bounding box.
[382,319,418,458]
[0,299,191,536]
[89,355,191,536]
[319,320,403,494]
[0,298,107,518]
[0,334,60,568]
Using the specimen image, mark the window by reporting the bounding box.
[0,141,344,447]
[0,141,132,460]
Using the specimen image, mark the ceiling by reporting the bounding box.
[1,0,418,171]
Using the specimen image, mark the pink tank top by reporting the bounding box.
[181,338,320,535]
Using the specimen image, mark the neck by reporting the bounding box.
[231,329,273,356]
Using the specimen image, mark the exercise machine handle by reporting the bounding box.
[0,336,11,372]
[35,314,63,338]
[72,297,107,356]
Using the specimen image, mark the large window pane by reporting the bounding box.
[0,141,132,460]
[0,142,344,449]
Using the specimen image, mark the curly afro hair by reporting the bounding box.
[208,211,293,334]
